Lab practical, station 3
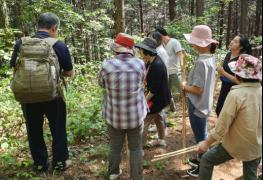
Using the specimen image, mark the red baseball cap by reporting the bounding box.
[111,33,134,54]
[114,33,134,49]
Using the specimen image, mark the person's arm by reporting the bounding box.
[98,62,106,88]
[218,67,240,84]
[10,39,22,68]
[146,63,163,96]
[173,40,184,76]
[62,70,73,77]
[181,84,204,95]
[197,135,216,154]
[177,50,186,79]
[146,91,154,102]
[197,92,237,153]
[53,41,73,77]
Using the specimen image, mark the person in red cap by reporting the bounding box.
[98,33,147,180]
[197,54,262,180]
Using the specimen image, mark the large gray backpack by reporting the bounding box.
[11,37,63,103]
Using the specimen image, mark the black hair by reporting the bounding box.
[236,75,260,83]
[238,34,252,55]
[155,27,168,36]
[141,48,157,57]
[210,43,218,54]
[149,31,162,46]
[38,12,60,29]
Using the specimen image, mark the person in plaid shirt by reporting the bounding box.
[98,33,147,180]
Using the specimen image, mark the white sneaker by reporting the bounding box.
[148,139,167,147]
[164,128,168,136]
[148,125,157,132]
[109,169,122,180]
[158,139,167,147]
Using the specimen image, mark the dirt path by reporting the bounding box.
[140,113,244,180]
[58,112,246,180]
[56,105,247,180]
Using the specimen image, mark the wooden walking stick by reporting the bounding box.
[181,51,187,161]
[151,145,197,162]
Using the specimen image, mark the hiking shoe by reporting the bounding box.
[148,125,157,132]
[53,160,72,171]
[158,139,167,147]
[109,169,122,180]
[187,165,199,178]
[148,139,167,147]
[188,158,200,167]
[164,128,168,136]
[34,163,49,173]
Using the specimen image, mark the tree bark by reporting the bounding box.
[190,0,195,16]
[240,0,248,35]
[169,0,176,21]
[233,0,238,35]
[13,0,22,29]
[196,0,204,18]
[255,0,262,36]
[0,0,9,29]
[218,1,225,48]
[139,0,144,33]
[226,1,233,49]
[113,0,125,34]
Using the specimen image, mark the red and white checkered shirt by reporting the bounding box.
[98,54,148,129]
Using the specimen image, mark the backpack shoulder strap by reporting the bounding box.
[44,37,58,47]
[20,36,32,44]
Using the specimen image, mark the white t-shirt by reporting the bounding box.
[164,38,183,75]
[157,45,169,69]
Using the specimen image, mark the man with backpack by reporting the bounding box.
[10,12,73,172]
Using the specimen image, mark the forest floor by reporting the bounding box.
[1,83,262,180]
[32,109,255,180]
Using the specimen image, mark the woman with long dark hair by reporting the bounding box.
[215,34,252,116]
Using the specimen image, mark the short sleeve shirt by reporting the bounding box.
[187,54,216,118]
[164,38,183,75]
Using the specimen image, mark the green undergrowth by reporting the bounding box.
[0,62,106,178]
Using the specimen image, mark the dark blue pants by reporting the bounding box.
[22,97,69,168]
[188,100,208,143]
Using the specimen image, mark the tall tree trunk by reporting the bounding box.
[113,0,125,34]
[13,0,22,29]
[240,0,248,35]
[0,0,9,29]
[233,0,238,35]
[190,0,195,16]
[169,0,176,21]
[255,0,262,36]
[226,1,233,49]
[218,1,225,48]
[139,0,144,34]
[196,0,204,18]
